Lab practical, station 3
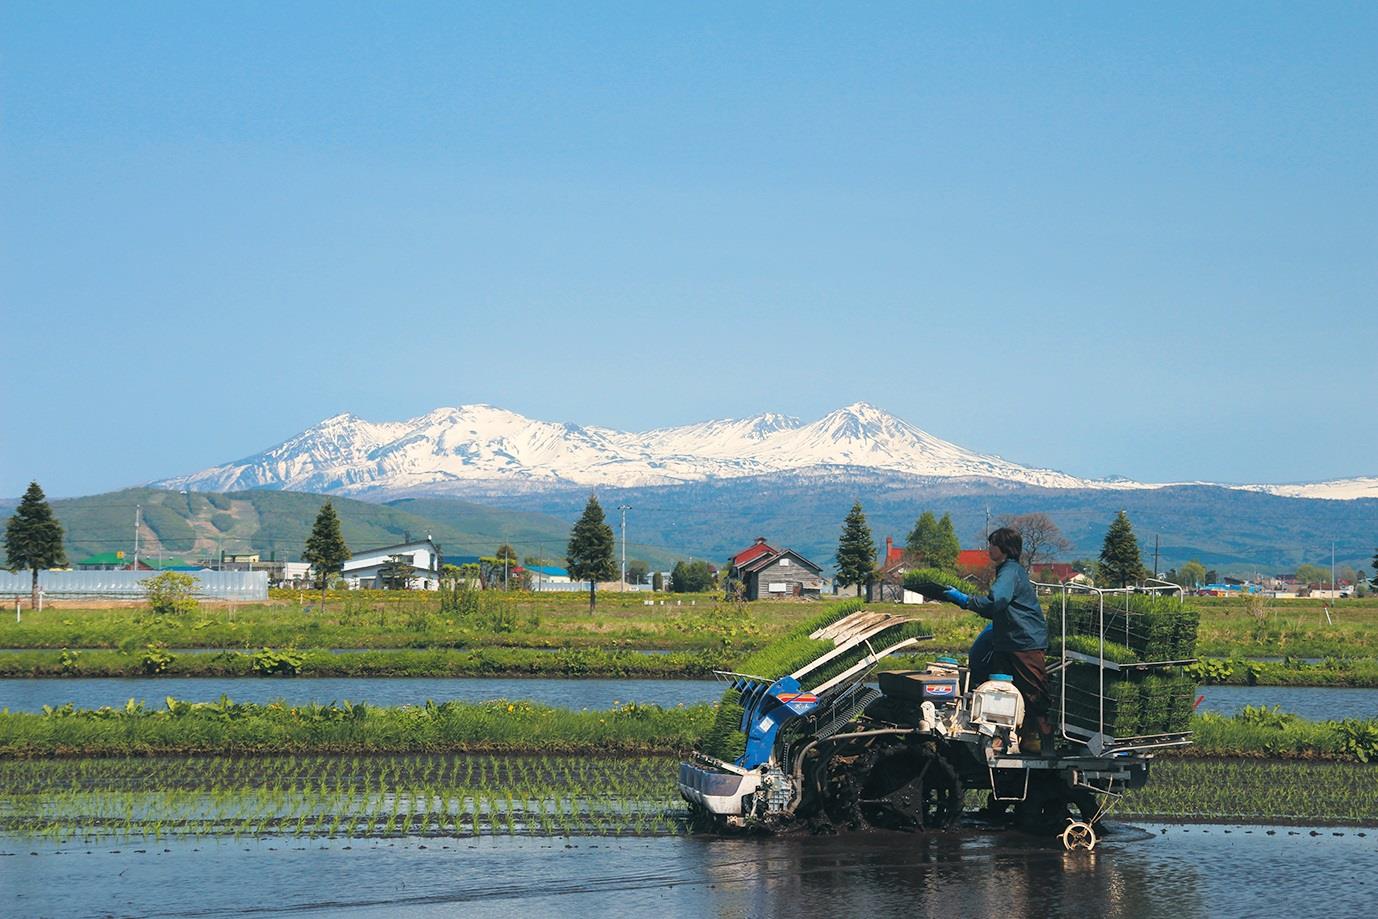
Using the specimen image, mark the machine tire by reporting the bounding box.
[856,743,962,831]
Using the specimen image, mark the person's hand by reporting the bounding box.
[942,587,970,608]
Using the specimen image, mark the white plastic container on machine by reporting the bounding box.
[971,674,1024,729]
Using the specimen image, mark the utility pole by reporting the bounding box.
[133,504,141,572]
[618,504,631,591]
[1332,541,1336,598]
[984,505,991,540]
[1153,534,1160,579]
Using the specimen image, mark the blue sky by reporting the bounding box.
[2,2,1374,497]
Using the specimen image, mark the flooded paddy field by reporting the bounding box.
[4,676,1376,720]
[2,754,1375,843]
[4,822,1375,918]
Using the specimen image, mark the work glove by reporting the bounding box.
[942,587,970,608]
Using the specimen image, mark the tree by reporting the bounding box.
[302,501,350,606]
[1177,560,1207,589]
[494,544,517,588]
[996,513,1071,570]
[4,481,67,609]
[379,554,416,590]
[142,571,198,616]
[933,514,961,569]
[566,495,616,612]
[1295,563,1330,589]
[906,511,939,560]
[906,510,959,569]
[626,559,649,586]
[835,501,876,597]
[1098,511,1144,588]
[670,559,715,592]
[652,570,664,591]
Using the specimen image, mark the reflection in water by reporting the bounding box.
[4,824,1372,918]
[698,828,1205,918]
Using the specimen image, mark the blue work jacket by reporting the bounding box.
[967,558,1048,652]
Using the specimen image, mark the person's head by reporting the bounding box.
[987,527,1022,564]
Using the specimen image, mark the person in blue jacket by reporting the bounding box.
[942,527,1052,754]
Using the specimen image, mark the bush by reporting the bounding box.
[142,572,199,617]
[252,648,305,676]
[141,644,175,675]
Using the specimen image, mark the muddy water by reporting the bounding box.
[4,824,1373,918]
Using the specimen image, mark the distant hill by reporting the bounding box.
[475,469,1378,576]
[0,488,687,570]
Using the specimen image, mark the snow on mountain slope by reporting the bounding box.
[1238,477,1378,500]
[153,402,1368,500]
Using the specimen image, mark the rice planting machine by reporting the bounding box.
[678,588,1197,851]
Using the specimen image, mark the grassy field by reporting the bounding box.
[4,591,1377,684]
[8,590,1377,655]
[1,696,1374,762]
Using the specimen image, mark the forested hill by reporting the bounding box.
[0,489,684,569]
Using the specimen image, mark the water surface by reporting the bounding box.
[3,824,1373,918]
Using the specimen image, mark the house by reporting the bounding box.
[726,537,824,600]
[527,564,573,590]
[341,538,442,590]
[75,552,133,571]
[868,537,926,604]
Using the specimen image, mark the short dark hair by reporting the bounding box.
[988,527,1022,562]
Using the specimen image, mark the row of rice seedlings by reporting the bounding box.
[0,754,687,840]
[1122,758,1378,824]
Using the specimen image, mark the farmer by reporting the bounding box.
[941,527,1052,754]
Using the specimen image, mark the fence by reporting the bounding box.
[0,570,269,601]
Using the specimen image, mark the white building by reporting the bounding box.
[341,538,442,590]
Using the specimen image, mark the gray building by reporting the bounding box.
[734,546,824,600]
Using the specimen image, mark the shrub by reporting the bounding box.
[252,647,305,676]
[142,571,199,617]
[141,644,175,675]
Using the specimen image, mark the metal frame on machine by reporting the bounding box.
[1036,580,1195,756]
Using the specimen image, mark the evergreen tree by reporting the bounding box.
[835,501,876,597]
[906,511,939,560]
[379,554,415,590]
[933,513,961,569]
[1371,547,1378,587]
[566,495,616,612]
[1098,510,1144,587]
[302,501,350,605]
[4,481,67,609]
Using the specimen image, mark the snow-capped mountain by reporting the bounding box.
[1239,476,1378,501]
[153,402,1138,497]
[151,402,1377,501]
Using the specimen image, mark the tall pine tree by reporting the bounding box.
[906,511,939,560]
[4,481,67,609]
[1098,510,1144,587]
[835,501,876,597]
[933,513,961,569]
[302,501,350,605]
[566,495,616,612]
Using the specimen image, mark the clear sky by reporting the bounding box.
[2,2,1374,498]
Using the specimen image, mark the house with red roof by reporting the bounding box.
[725,537,824,600]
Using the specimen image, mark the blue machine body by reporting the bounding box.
[731,675,821,768]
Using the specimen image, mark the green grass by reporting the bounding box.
[0,646,729,679]
[0,697,715,758]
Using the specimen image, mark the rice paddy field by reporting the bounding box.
[2,752,1375,844]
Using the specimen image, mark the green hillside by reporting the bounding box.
[13,489,684,568]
